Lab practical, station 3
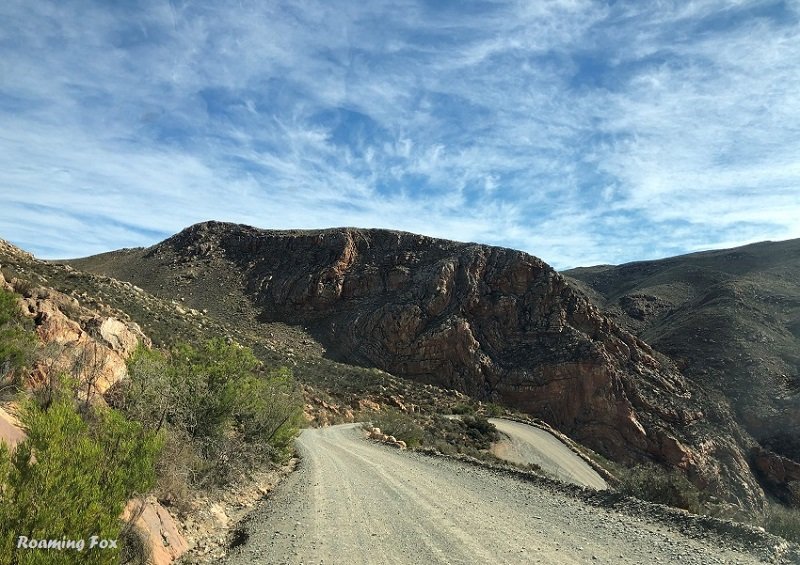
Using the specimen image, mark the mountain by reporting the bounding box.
[68,221,769,512]
[564,239,800,503]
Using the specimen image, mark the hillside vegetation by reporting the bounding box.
[0,276,303,563]
[564,240,800,509]
[564,239,800,456]
[3,228,800,551]
[65,222,771,514]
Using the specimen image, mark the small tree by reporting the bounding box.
[115,346,173,433]
[617,463,703,513]
[234,366,304,460]
[0,288,36,393]
[0,398,162,564]
[170,338,259,443]
[118,339,303,488]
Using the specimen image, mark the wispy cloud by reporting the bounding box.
[0,0,798,269]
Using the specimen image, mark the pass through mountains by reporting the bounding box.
[70,221,770,513]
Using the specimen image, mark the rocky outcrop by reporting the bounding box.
[147,222,765,511]
[0,405,24,449]
[123,498,189,565]
[752,446,800,506]
[562,240,800,471]
[367,426,407,449]
[1,271,148,398]
[0,266,184,561]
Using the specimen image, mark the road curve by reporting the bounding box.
[223,424,776,565]
[488,418,607,490]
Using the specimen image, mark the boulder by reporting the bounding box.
[21,294,145,396]
[86,316,148,357]
[752,446,800,505]
[0,405,24,450]
[123,498,188,565]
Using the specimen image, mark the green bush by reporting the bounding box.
[0,288,21,327]
[484,402,504,418]
[0,288,36,391]
[461,415,500,449]
[371,409,424,448]
[451,403,476,415]
[112,346,173,433]
[233,366,304,460]
[117,339,303,489]
[616,463,703,514]
[0,398,162,564]
[151,429,201,514]
[764,502,800,544]
[118,525,153,565]
[169,339,259,442]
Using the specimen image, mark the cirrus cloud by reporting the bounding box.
[0,0,798,269]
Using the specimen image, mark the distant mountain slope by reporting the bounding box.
[563,239,800,466]
[70,221,767,512]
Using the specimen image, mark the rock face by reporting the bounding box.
[563,240,800,503]
[123,498,189,565]
[0,406,24,449]
[752,446,800,506]
[144,222,764,511]
[3,280,148,398]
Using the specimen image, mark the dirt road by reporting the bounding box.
[489,418,607,490]
[223,424,794,564]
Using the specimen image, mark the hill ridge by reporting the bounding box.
[68,221,769,513]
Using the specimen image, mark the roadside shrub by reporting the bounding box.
[112,346,173,433]
[462,415,499,449]
[428,439,457,455]
[233,366,303,461]
[371,409,424,448]
[617,463,703,514]
[0,398,162,564]
[152,430,200,515]
[420,414,501,459]
[118,525,153,565]
[169,339,264,442]
[484,402,504,418]
[451,403,475,415]
[0,288,36,392]
[764,502,800,544]
[117,339,303,488]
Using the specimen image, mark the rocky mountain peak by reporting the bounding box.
[122,223,764,511]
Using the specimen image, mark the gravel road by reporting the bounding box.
[224,424,794,565]
[488,418,607,490]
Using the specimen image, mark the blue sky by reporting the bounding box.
[1,0,798,269]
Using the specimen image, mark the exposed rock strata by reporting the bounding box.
[123,497,189,565]
[752,446,800,506]
[562,240,800,503]
[150,222,765,511]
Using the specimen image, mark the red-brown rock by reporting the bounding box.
[89,222,770,511]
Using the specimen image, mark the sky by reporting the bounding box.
[1,1,799,270]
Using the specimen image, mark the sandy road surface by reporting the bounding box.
[489,418,607,490]
[224,424,788,565]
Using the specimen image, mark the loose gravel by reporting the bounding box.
[223,424,799,565]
